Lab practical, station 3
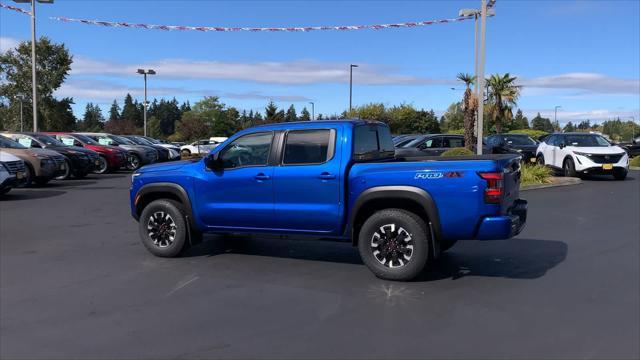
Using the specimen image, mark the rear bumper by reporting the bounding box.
[475,199,528,240]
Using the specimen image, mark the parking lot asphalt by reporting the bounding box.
[1,171,639,359]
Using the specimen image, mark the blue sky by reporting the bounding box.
[1,0,639,125]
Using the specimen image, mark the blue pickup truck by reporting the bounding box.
[130,120,527,280]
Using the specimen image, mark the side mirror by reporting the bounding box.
[204,153,223,171]
[559,143,565,149]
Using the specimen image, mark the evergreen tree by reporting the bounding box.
[108,100,121,122]
[531,113,554,132]
[513,109,529,129]
[285,105,297,122]
[180,101,191,113]
[299,107,311,121]
[317,114,324,120]
[563,121,576,132]
[121,94,142,128]
[265,101,284,123]
[82,103,104,132]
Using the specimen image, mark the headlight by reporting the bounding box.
[0,163,8,173]
[168,149,179,158]
[573,151,592,157]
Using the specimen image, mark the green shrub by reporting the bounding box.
[441,147,474,156]
[521,164,553,186]
[507,129,549,139]
[630,156,640,167]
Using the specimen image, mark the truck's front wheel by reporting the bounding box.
[358,209,431,281]
[139,199,190,257]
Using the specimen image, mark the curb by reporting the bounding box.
[521,177,582,191]
[630,166,640,171]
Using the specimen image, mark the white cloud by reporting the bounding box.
[520,73,640,95]
[55,79,312,104]
[522,108,639,124]
[71,56,449,86]
[55,79,186,100]
[0,37,21,53]
[223,91,311,102]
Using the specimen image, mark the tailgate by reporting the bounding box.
[500,156,522,214]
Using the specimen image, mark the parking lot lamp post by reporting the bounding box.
[136,69,156,136]
[13,0,54,131]
[349,64,358,112]
[459,4,495,154]
[309,102,315,121]
[554,106,562,130]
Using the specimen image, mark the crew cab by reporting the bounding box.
[130,120,527,281]
[536,132,629,180]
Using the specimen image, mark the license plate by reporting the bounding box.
[529,157,537,163]
[602,164,613,170]
[16,172,24,179]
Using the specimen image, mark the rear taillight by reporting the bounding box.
[478,172,504,204]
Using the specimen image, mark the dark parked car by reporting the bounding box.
[76,133,158,170]
[395,134,467,157]
[3,132,101,179]
[392,134,420,147]
[618,137,640,158]
[485,134,539,164]
[123,135,176,162]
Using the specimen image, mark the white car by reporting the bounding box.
[180,138,227,156]
[1,151,27,195]
[536,132,629,180]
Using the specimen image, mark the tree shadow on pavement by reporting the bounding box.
[185,236,567,281]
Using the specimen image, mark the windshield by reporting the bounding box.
[0,135,28,149]
[504,135,537,145]
[35,135,66,147]
[110,135,135,145]
[133,136,154,146]
[143,137,161,144]
[74,134,100,145]
[565,135,611,147]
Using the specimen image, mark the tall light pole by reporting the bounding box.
[349,64,358,112]
[14,0,54,132]
[309,102,315,121]
[459,1,495,154]
[136,69,156,136]
[554,105,562,130]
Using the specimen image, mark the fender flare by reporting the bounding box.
[134,182,194,225]
[348,185,442,245]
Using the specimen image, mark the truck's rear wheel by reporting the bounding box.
[358,208,431,281]
[139,199,190,257]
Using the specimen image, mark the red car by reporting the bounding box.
[45,132,128,174]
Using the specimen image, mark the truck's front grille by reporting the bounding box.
[4,160,26,175]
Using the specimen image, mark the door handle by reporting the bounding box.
[254,173,271,181]
[318,172,336,180]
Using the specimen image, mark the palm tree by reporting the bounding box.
[486,73,521,133]
[457,73,477,151]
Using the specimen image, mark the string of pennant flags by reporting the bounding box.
[0,2,31,15]
[1,1,471,33]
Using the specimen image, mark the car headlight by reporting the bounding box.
[573,151,592,157]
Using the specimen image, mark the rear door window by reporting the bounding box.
[283,129,334,165]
